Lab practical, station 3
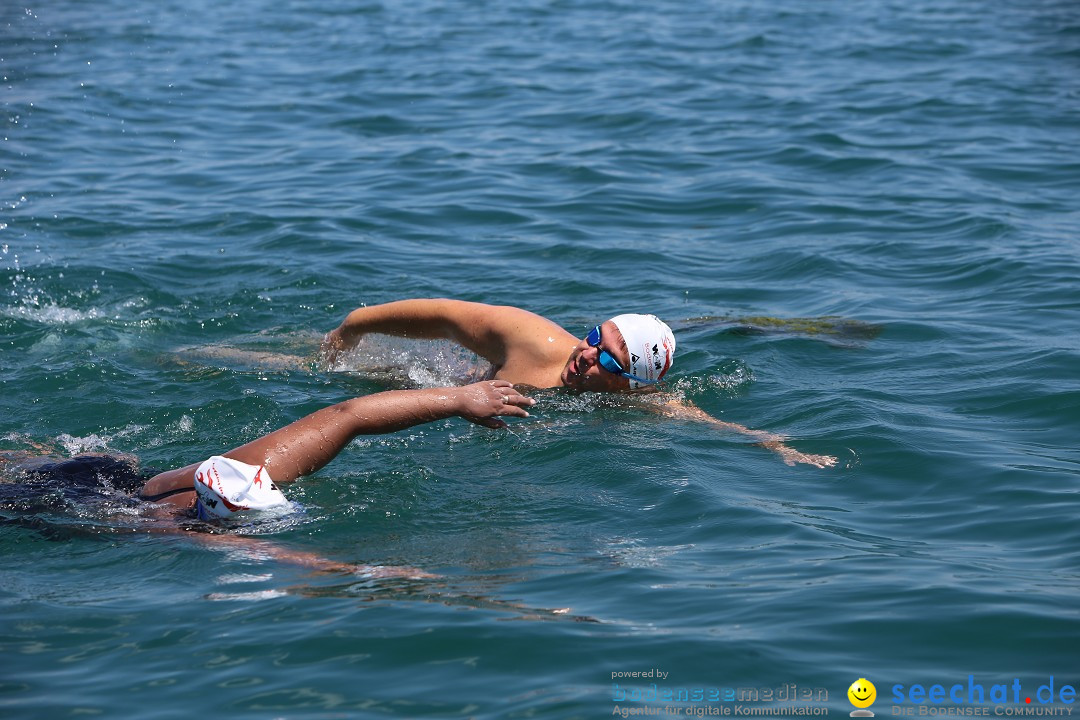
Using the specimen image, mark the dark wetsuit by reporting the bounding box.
[0,455,158,512]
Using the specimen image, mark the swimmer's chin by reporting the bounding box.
[560,355,586,389]
[559,370,585,392]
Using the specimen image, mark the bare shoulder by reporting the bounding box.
[434,299,558,328]
[480,303,573,339]
[436,300,576,357]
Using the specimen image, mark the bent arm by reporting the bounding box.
[659,399,837,468]
[140,381,534,505]
[323,298,568,368]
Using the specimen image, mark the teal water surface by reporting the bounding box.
[2,0,1079,718]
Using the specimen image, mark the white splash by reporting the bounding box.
[216,573,275,584]
[56,432,113,455]
[1,301,102,325]
[330,335,496,388]
[205,589,289,602]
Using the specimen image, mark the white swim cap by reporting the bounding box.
[609,314,676,389]
[193,456,287,519]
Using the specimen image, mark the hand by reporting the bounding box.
[759,441,838,468]
[452,380,535,429]
[320,327,346,365]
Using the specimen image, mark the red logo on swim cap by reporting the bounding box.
[657,337,673,380]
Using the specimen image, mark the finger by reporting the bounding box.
[489,380,513,389]
[502,393,536,407]
[496,404,531,418]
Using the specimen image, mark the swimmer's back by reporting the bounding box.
[0,454,156,510]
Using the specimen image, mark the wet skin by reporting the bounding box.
[559,320,635,393]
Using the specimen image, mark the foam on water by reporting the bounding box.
[54,425,147,456]
[1,299,101,325]
[329,335,497,388]
[205,589,290,602]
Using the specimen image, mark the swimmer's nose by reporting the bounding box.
[578,345,598,368]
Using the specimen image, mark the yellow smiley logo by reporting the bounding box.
[848,679,877,715]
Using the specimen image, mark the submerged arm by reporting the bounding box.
[187,532,435,579]
[134,514,434,579]
[659,399,837,468]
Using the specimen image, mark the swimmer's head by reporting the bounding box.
[193,456,287,519]
[561,313,676,392]
[609,314,676,389]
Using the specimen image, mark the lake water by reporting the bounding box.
[2,0,1078,717]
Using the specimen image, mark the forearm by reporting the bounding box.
[225,381,532,481]
[327,299,517,367]
[660,400,782,441]
[335,299,459,344]
[226,389,463,482]
[660,399,836,468]
[140,381,533,502]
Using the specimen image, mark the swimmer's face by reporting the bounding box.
[560,320,633,393]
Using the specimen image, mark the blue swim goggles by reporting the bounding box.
[587,325,656,386]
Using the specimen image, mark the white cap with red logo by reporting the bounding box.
[609,313,676,389]
[193,456,287,519]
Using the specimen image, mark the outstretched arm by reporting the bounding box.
[226,380,533,479]
[658,399,837,468]
[140,380,535,505]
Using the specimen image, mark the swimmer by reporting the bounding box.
[138,380,535,513]
[3,381,533,519]
[1,381,534,575]
[323,299,836,468]
[323,299,672,392]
